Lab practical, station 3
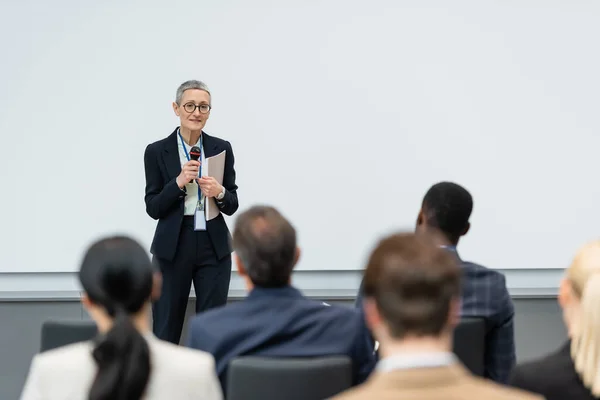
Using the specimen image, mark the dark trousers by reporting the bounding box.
[152,216,231,344]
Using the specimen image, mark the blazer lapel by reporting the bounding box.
[163,129,221,180]
[162,129,181,180]
[201,131,222,158]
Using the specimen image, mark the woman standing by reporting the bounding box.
[143,80,239,344]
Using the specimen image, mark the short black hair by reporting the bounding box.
[233,205,297,287]
[422,182,473,243]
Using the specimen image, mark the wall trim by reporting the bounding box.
[0,268,562,301]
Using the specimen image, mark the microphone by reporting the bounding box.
[189,146,201,183]
[190,146,201,161]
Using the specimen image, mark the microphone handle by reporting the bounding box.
[190,157,200,183]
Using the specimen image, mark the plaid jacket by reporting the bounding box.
[355,249,516,384]
[458,256,516,383]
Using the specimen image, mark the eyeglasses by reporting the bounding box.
[182,102,211,114]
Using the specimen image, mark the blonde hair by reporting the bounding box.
[567,240,600,396]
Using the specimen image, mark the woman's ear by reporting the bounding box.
[558,277,573,308]
[80,293,92,310]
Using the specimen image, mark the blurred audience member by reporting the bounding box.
[355,181,515,383]
[20,236,223,400]
[186,205,376,394]
[333,232,541,400]
[510,240,600,400]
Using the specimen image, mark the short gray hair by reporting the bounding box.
[175,80,211,105]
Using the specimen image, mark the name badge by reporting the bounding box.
[194,208,206,231]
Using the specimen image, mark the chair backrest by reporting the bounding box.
[453,317,485,376]
[227,356,353,400]
[40,320,98,352]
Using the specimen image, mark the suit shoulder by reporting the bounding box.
[462,260,505,278]
[517,345,567,371]
[510,346,571,390]
[304,300,357,316]
[461,261,510,296]
[152,338,216,370]
[305,301,364,329]
[206,132,230,145]
[187,303,243,339]
[148,338,221,397]
[329,383,372,400]
[35,341,92,362]
[32,341,94,371]
[466,375,544,399]
[145,135,172,153]
[512,355,553,378]
[191,302,240,325]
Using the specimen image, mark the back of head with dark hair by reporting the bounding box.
[420,181,473,244]
[79,236,154,400]
[233,205,297,287]
[363,232,461,339]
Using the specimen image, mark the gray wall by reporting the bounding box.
[0,268,567,399]
[0,296,566,400]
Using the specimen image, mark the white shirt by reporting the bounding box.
[177,132,206,216]
[377,351,456,372]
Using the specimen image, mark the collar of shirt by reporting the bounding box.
[377,352,457,372]
[440,245,457,252]
[247,285,303,300]
[177,127,201,150]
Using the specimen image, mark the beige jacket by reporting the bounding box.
[331,363,543,400]
[20,333,223,400]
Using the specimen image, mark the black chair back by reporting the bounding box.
[40,320,98,352]
[453,317,485,376]
[227,356,352,400]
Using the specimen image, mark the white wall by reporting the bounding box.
[1,0,598,275]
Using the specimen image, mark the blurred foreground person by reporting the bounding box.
[356,181,515,382]
[333,232,541,400]
[20,236,223,400]
[187,205,376,395]
[510,240,600,400]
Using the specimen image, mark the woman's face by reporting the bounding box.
[173,89,211,132]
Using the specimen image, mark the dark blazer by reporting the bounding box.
[186,286,377,393]
[143,128,239,261]
[510,341,598,400]
[356,248,516,384]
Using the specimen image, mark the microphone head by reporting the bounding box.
[189,146,201,161]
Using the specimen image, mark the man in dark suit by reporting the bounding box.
[355,182,516,383]
[144,80,239,344]
[186,205,377,393]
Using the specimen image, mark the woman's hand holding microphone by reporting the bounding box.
[176,160,200,189]
[176,160,223,198]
